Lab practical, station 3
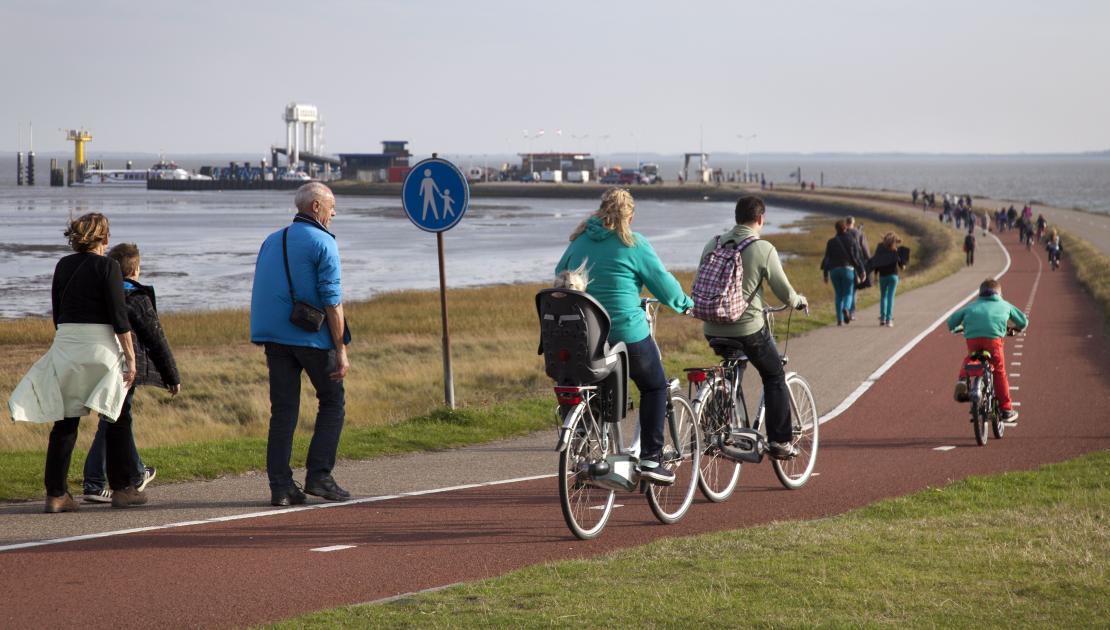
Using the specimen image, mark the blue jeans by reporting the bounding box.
[627,336,668,461]
[82,387,145,493]
[879,275,899,322]
[264,342,346,490]
[829,267,856,323]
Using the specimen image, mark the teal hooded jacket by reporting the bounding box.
[555,216,693,345]
[946,293,1028,339]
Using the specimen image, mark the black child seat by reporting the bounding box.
[535,288,628,422]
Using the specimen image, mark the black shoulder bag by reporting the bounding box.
[282,228,326,332]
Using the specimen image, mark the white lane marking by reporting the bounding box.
[934,446,957,452]
[1011,362,1021,366]
[311,545,356,553]
[1010,386,1020,390]
[818,231,1012,425]
[810,472,821,477]
[1012,402,1022,407]
[590,504,624,510]
[1011,373,1021,377]
[1014,353,1023,356]
[0,474,556,553]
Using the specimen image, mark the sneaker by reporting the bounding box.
[136,466,157,492]
[83,488,112,504]
[1000,409,1019,423]
[639,459,676,485]
[843,308,852,324]
[271,482,307,507]
[954,380,969,402]
[111,486,148,509]
[304,476,351,502]
[886,320,894,328]
[767,441,799,460]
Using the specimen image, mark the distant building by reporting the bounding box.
[339,141,411,182]
[520,152,596,182]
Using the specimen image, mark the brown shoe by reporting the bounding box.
[44,493,79,513]
[111,486,148,509]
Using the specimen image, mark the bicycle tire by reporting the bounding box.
[990,394,1005,439]
[695,377,742,502]
[647,393,701,524]
[971,378,988,446]
[558,404,615,539]
[773,373,819,489]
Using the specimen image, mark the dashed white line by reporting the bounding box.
[1011,373,1021,378]
[1010,386,1020,390]
[933,446,957,452]
[311,545,356,553]
[1011,362,1021,366]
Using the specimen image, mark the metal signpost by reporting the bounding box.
[401,155,470,408]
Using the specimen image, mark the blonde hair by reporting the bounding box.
[568,188,636,247]
[882,232,902,250]
[64,212,110,253]
[554,259,590,291]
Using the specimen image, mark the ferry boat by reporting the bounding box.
[77,160,208,186]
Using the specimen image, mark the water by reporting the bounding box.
[0,187,809,319]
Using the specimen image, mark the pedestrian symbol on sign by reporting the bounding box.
[402,158,469,233]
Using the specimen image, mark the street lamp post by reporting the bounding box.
[737,133,757,182]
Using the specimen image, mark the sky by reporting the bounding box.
[2,0,1108,156]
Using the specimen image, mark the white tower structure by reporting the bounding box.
[283,103,319,170]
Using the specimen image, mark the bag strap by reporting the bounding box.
[281,228,298,302]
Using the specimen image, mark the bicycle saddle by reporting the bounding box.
[708,338,749,362]
[969,350,992,360]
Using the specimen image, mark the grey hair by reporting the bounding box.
[294,182,334,213]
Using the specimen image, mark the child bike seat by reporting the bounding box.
[536,288,628,387]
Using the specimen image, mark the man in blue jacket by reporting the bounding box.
[251,182,351,506]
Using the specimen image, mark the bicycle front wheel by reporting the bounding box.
[971,378,988,446]
[773,373,819,489]
[696,378,742,502]
[647,393,701,524]
[558,404,615,539]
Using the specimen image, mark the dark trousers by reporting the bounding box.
[264,343,345,490]
[711,326,791,443]
[45,406,138,497]
[627,336,668,461]
[83,387,145,493]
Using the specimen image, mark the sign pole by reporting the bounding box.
[436,229,455,409]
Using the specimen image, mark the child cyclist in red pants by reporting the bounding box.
[947,278,1028,422]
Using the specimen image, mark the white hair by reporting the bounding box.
[294,182,334,213]
[554,259,590,292]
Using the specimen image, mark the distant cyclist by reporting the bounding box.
[1035,214,1047,242]
[1046,229,1063,268]
[947,278,1028,423]
[694,196,808,459]
[555,188,693,485]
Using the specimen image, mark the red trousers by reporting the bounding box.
[958,337,1012,410]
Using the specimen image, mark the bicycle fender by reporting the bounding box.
[555,403,586,453]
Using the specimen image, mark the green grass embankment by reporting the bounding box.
[0,193,959,501]
[1059,229,1110,324]
[270,451,1110,629]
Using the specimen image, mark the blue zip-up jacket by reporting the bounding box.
[250,214,342,349]
[946,292,1028,339]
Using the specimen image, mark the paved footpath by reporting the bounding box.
[2,196,1107,629]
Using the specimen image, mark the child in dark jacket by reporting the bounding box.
[82,243,181,505]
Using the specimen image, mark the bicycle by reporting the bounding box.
[537,290,701,540]
[684,304,819,501]
[1047,245,1061,271]
[953,327,1020,445]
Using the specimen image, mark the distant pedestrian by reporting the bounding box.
[250,182,352,507]
[7,213,142,512]
[822,219,866,325]
[867,232,906,327]
[964,231,977,266]
[912,189,919,206]
[81,243,181,505]
[845,217,869,316]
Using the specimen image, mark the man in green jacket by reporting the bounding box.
[947,278,1028,422]
[697,196,808,459]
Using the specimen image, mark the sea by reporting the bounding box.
[0,186,809,319]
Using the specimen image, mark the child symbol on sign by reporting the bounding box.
[441,188,456,219]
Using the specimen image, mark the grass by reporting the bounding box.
[0,200,957,501]
[1059,229,1110,325]
[268,450,1110,629]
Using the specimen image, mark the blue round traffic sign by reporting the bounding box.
[401,158,470,233]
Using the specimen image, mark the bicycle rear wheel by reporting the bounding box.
[647,393,701,524]
[558,405,615,539]
[773,374,819,489]
[970,378,988,446]
[696,378,742,502]
[990,395,1005,439]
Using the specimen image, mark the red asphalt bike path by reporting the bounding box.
[2,235,1108,629]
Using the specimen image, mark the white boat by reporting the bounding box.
[76,160,208,186]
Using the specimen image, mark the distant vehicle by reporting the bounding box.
[76,159,197,186]
[640,163,663,184]
[599,172,621,184]
[618,170,643,185]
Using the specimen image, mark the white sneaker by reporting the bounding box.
[136,466,157,492]
[83,488,112,503]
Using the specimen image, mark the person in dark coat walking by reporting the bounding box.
[81,242,181,504]
[821,220,867,325]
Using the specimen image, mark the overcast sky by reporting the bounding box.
[2,0,1108,156]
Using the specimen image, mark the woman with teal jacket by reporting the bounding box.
[555,188,693,485]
